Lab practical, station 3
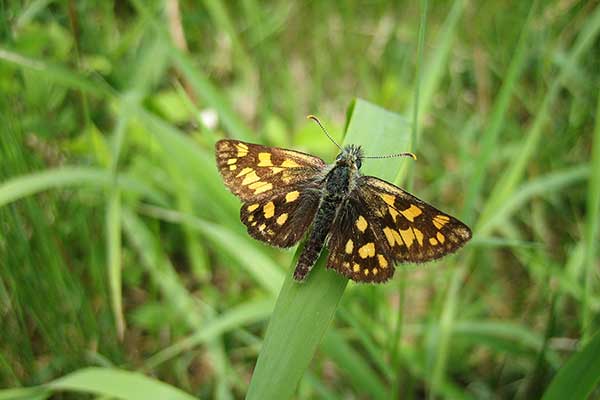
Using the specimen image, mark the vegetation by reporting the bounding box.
[1,0,599,398]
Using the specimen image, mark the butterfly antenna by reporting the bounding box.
[307,115,343,151]
[363,152,417,160]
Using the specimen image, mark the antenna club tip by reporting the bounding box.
[409,152,417,160]
[306,114,318,120]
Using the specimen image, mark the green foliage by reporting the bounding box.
[1,0,599,399]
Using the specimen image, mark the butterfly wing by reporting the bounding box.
[215,139,326,201]
[326,195,396,283]
[327,176,471,283]
[356,176,472,263]
[241,188,321,248]
[216,139,326,248]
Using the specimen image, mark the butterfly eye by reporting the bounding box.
[356,158,362,169]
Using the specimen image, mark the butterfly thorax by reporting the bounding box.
[293,145,363,280]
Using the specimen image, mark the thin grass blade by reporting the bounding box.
[246,99,411,399]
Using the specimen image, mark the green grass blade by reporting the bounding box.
[453,320,561,368]
[477,4,600,229]
[0,167,164,208]
[0,48,114,98]
[47,367,197,400]
[137,204,284,295]
[321,330,388,398]
[410,0,465,127]
[121,209,206,329]
[0,387,48,400]
[106,188,124,338]
[246,99,411,400]
[200,0,255,78]
[462,0,539,224]
[409,0,428,155]
[245,255,348,400]
[145,298,274,369]
[582,93,600,341]
[477,165,589,236]
[107,117,128,339]
[542,329,600,400]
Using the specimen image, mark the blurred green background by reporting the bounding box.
[1,0,599,399]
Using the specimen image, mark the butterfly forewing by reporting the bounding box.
[215,139,326,201]
[216,139,325,248]
[355,176,472,264]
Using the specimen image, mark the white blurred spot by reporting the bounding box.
[199,109,218,130]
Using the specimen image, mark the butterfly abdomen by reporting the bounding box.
[293,165,352,281]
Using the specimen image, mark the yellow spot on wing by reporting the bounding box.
[271,167,284,174]
[353,263,360,272]
[413,228,424,246]
[433,214,450,229]
[236,167,254,177]
[388,206,399,222]
[259,223,266,232]
[248,215,254,222]
[381,193,396,206]
[383,227,396,247]
[229,165,237,171]
[263,201,275,218]
[258,152,273,167]
[236,144,248,157]
[285,191,300,203]
[343,262,350,270]
[372,268,378,275]
[227,158,237,165]
[247,204,259,212]
[241,171,260,185]
[277,213,288,225]
[358,243,375,258]
[399,228,414,248]
[377,254,388,268]
[281,159,300,168]
[356,216,368,232]
[436,232,445,243]
[345,239,354,254]
[253,182,272,194]
[429,237,438,245]
[392,230,403,247]
[400,205,422,222]
[364,269,370,276]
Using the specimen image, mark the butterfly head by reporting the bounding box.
[336,144,363,169]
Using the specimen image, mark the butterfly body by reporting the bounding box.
[215,138,471,284]
[294,144,363,280]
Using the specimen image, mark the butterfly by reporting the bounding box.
[215,116,472,283]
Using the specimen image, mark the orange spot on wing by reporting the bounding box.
[400,205,422,222]
[399,228,414,248]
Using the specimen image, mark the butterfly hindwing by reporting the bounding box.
[326,196,395,283]
[355,176,472,264]
[241,188,320,248]
[215,139,326,201]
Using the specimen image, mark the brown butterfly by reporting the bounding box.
[215,116,471,283]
